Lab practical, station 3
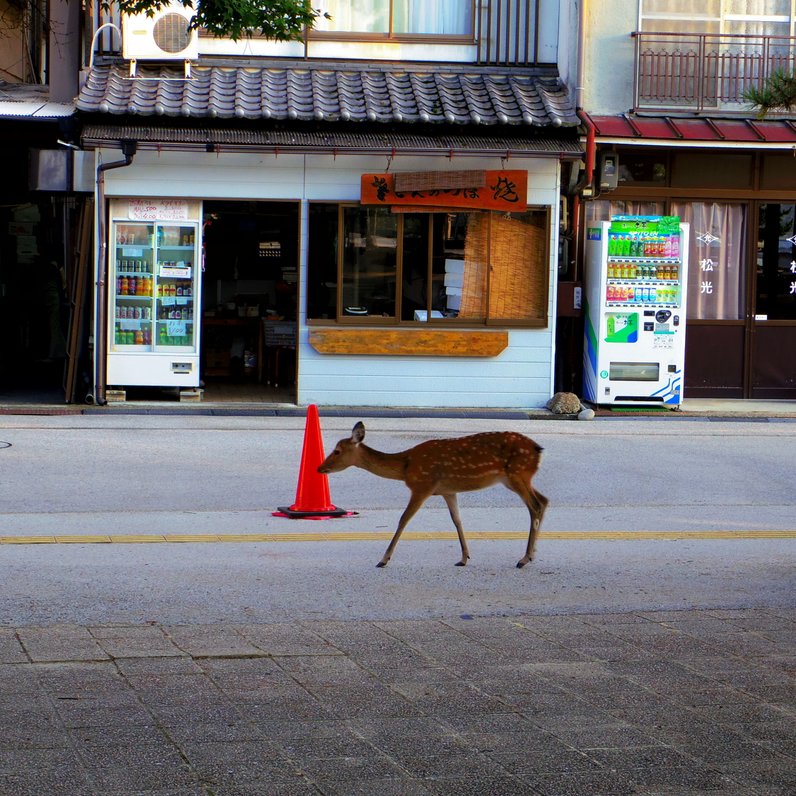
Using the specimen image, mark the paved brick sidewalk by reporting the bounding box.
[1,609,794,795]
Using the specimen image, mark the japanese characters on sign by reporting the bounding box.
[128,199,190,222]
[690,229,723,316]
[360,171,528,211]
[700,256,715,296]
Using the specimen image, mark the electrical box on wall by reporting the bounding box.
[599,152,619,192]
[557,281,582,317]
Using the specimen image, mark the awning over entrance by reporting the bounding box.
[589,114,796,148]
[80,123,582,157]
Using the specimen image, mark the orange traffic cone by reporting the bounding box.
[276,405,348,518]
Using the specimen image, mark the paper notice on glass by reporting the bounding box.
[160,264,192,279]
[16,235,38,257]
[167,320,187,337]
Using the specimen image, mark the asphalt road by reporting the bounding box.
[1,414,794,626]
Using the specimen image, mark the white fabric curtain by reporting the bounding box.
[317,0,469,34]
[639,0,793,34]
[393,0,472,35]
[316,1,388,32]
[670,202,747,321]
[317,0,470,34]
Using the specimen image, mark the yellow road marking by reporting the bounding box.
[0,530,794,545]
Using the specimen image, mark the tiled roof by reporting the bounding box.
[76,62,579,128]
[81,123,582,156]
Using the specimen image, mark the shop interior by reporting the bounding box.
[0,198,81,405]
[200,200,299,403]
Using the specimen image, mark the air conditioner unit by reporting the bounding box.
[122,3,199,63]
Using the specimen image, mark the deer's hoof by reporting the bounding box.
[516,559,528,569]
[376,561,387,568]
[455,560,467,567]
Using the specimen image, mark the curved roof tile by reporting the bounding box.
[77,63,578,128]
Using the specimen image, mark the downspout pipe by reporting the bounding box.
[571,0,595,277]
[574,0,595,195]
[91,141,137,405]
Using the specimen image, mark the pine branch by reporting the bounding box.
[744,69,796,119]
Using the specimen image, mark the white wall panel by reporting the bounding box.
[101,149,561,409]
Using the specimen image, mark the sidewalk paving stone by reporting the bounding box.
[16,625,110,662]
[0,609,792,795]
[0,629,27,663]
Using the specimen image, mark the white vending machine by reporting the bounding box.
[583,215,689,406]
[107,199,202,388]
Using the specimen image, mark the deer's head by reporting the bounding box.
[318,421,366,473]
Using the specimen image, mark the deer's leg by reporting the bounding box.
[518,488,548,568]
[507,476,549,568]
[377,490,430,568]
[442,494,470,566]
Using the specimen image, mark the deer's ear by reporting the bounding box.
[352,422,365,443]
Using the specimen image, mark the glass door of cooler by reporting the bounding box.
[154,223,199,351]
[605,230,684,312]
[111,222,156,350]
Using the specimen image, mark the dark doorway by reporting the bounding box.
[0,199,74,404]
[751,203,796,398]
[200,201,299,403]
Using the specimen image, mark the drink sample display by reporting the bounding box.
[112,223,156,349]
[107,201,202,388]
[111,223,197,351]
[604,227,682,308]
[583,216,690,406]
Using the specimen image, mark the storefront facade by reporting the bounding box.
[585,122,796,400]
[84,134,578,408]
[577,0,796,402]
[67,0,587,409]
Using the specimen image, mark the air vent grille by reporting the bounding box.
[153,13,192,54]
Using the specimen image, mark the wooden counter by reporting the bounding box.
[309,328,508,357]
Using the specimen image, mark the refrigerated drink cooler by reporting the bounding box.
[107,199,202,388]
[583,215,690,406]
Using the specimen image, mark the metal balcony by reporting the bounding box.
[633,31,796,114]
[476,0,544,66]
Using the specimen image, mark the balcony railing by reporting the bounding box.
[633,31,796,114]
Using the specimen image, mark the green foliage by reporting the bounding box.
[743,69,796,119]
[102,0,328,42]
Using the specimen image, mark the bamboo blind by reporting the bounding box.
[460,212,547,320]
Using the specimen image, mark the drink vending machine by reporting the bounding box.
[583,215,689,406]
[107,199,202,388]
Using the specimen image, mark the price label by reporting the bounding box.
[167,321,187,336]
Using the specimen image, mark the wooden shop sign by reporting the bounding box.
[360,170,527,212]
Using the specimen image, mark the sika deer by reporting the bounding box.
[318,422,548,568]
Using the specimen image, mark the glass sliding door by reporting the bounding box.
[671,201,748,398]
[751,203,796,398]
